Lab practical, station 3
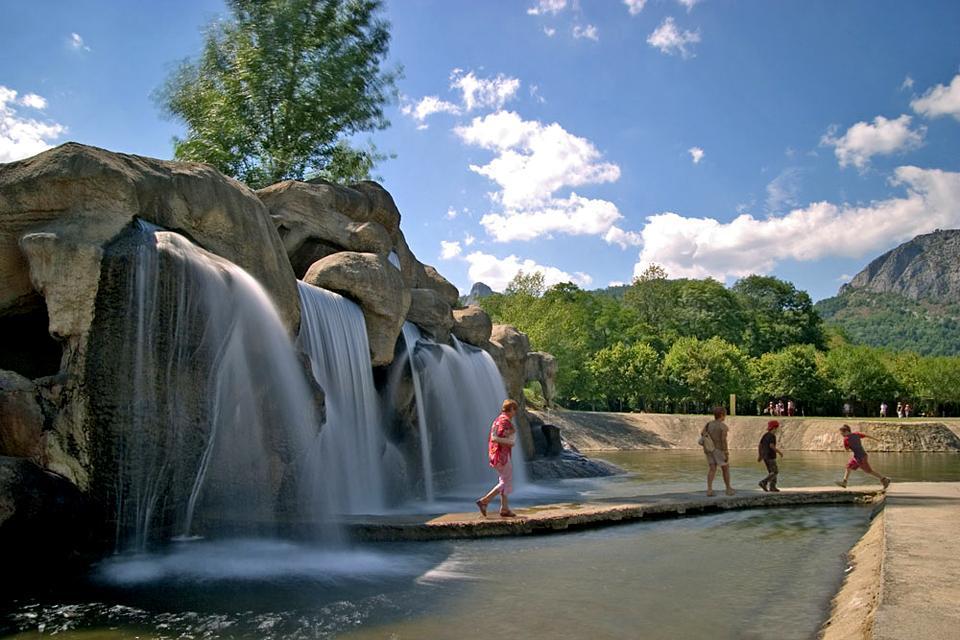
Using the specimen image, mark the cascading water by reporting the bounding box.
[400,323,435,502]
[297,282,392,514]
[401,325,525,494]
[114,221,324,550]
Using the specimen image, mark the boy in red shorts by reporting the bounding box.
[835,424,891,489]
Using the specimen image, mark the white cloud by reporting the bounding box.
[543,26,557,37]
[450,70,521,112]
[400,95,460,125]
[446,207,459,220]
[765,167,803,212]
[464,250,592,290]
[911,73,960,121]
[624,0,647,15]
[0,86,66,163]
[647,17,701,58]
[19,93,47,109]
[68,32,90,52]
[481,193,623,242]
[455,111,636,247]
[464,233,476,246]
[821,114,925,169]
[573,24,599,41]
[631,166,960,281]
[608,280,627,287]
[527,0,566,16]
[900,76,914,91]
[440,240,462,260]
[604,226,644,249]
[677,0,701,10]
[688,146,704,164]
[455,110,620,209]
[837,273,853,283]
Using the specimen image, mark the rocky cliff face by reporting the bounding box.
[841,229,960,302]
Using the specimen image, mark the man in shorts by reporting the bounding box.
[835,424,891,489]
[702,406,735,496]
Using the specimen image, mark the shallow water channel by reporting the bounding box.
[3,451,956,639]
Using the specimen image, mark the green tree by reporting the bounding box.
[819,345,898,414]
[753,344,827,412]
[662,336,753,409]
[588,342,660,411]
[157,0,399,188]
[733,275,826,355]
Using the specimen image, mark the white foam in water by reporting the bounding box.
[95,539,431,585]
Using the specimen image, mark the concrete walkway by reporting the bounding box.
[873,482,960,640]
[346,486,879,541]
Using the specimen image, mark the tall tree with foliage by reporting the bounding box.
[157,0,399,188]
[733,275,826,355]
[588,342,660,411]
[752,344,827,412]
[662,337,753,409]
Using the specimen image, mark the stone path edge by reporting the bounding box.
[345,488,881,542]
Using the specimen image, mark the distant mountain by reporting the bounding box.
[461,281,494,306]
[816,229,960,355]
[840,229,960,301]
[592,284,630,299]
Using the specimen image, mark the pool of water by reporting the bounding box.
[5,451,956,639]
[2,506,871,640]
[576,449,960,499]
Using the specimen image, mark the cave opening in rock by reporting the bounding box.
[0,298,63,379]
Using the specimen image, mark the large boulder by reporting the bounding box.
[302,178,401,241]
[0,370,44,461]
[0,456,94,573]
[304,252,411,366]
[525,351,558,407]
[0,143,300,334]
[258,181,392,278]
[406,288,453,342]
[452,305,493,346]
[416,264,459,308]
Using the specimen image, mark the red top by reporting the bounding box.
[488,413,514,467]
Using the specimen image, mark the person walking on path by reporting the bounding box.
[758,420,784,492]
[835,424,891,489]
[880,401,888,418]
[477,399,520,518]
[701,406,735,497]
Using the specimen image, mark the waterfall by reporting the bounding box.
[400,323,435,502]
[297,282,390,514]
[401,326,525,493]
[115,221,323,550]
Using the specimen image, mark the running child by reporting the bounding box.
[835,425,891,489]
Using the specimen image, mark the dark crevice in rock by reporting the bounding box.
[0,299,64,379]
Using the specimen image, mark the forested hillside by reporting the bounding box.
[476,268,960,418]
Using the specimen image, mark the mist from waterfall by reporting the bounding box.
[117,221,324,551]
[402,325,525,493]
[297,282,393,515]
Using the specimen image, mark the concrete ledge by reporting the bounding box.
[346,487,881,542]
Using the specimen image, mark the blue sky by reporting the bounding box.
[3,1,960,300]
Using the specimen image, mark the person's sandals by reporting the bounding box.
[768,486,780,492]
[476,500,488,517]
[881,477,891,489]
[499,510,517,518]
[834,480,847,488]
[758,480,768,492]
[725,488,736,496]
[706,490,715,497]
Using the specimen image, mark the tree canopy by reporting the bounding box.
[477,268,960,417]
[157,0,399,188]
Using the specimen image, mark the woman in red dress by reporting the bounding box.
[476,399,519,518]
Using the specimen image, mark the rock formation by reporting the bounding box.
[841,229,960,302]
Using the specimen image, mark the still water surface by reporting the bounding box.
[4,451,956,639]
